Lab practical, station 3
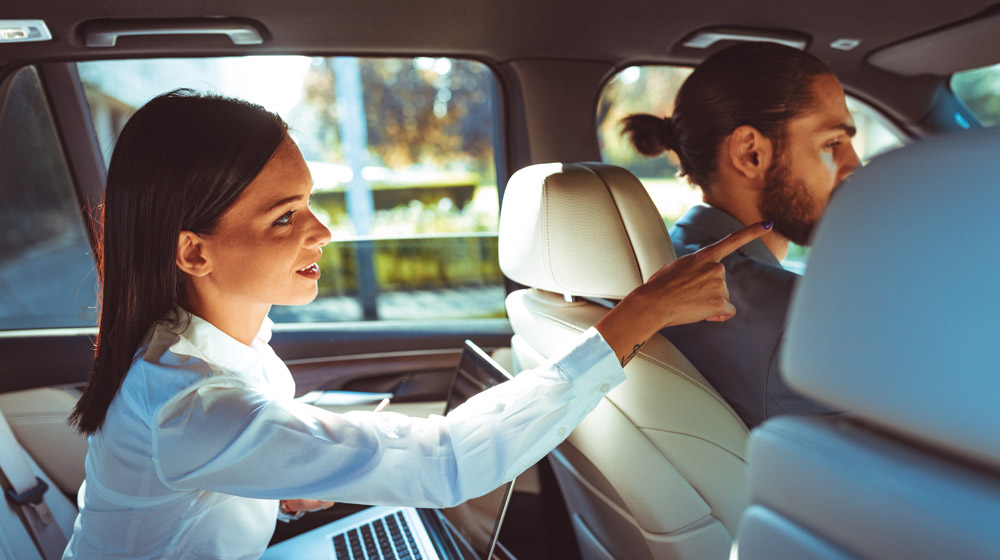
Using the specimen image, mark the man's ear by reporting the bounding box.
[176,231,212,277]
[727,125,773,181]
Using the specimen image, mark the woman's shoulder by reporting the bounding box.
[122,324,248,416]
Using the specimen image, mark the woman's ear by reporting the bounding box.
[176,231,212,277]
[728,125,773,181]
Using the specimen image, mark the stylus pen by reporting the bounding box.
[373,398,390,413]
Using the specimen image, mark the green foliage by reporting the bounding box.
[292,58,497,179]
[316,235,502,296]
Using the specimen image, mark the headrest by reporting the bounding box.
[498,162,675,299]
[782,128,1000,466]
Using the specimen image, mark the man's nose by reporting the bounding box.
[840,144,862,182]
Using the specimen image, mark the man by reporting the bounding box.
[623,42,860,427]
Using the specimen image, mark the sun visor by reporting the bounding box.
[869,11,1000,76]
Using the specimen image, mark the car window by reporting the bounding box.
[597,64,904,271]
[77,56,503,324]
[950,62,1000,127]
[0,66,99,330]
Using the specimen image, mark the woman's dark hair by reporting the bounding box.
[622,42,833,191]
[69,89,288,435]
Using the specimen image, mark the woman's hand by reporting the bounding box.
[595,221,772,366]
[280,499,335,515]
[640,221,773,326]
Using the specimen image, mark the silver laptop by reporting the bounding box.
[262,340,516,560]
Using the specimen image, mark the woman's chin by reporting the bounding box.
[276,287,320,307]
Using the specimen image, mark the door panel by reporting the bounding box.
[275,318,512,398]
[1,319,512,395]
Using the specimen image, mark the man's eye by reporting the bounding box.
[826,139,843,149]
[273,210,296,227]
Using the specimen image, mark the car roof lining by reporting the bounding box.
[868,8,1000,76]
[2,0,999,127]
[4,0,998,66]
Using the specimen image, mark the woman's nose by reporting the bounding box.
[306,211,333,247]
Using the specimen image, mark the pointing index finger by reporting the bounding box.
[700,221,774,262]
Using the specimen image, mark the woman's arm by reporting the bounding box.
[152,328,620,509]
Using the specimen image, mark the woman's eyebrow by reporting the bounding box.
[263,194,304,213]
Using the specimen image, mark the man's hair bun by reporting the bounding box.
[621,113,676,157]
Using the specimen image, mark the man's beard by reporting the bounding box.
[759,155,825,247]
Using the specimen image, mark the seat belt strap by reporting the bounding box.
[0,407,68,560]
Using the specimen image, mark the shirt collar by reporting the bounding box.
[675,204,782,266]
[161,307,274,377]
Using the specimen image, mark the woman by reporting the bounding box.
[64,89,769,559]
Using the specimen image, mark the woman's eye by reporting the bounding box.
[272,210,296,227]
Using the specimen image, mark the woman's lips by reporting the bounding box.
[296,263,321,279]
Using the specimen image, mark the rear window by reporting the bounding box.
[0,66,98,330]
[78,56,504,324]
[951,62,1000,127]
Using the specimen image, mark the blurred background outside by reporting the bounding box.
[951,62,1000,126]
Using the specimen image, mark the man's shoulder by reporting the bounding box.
[669,222,711,258]
[669,207,797,289]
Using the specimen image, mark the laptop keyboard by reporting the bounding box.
[332,511,425,560]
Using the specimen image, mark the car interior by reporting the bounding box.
[1,0,999,559]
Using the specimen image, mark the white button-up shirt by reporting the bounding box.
[63,310,623,559]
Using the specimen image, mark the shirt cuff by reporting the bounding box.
[551,327,626,397]
[276,502,305,523]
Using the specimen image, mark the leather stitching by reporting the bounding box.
[524,304,749,435]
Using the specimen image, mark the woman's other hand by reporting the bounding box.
[595,221,772,366]
[280,499,336,515]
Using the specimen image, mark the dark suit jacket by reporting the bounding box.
[660,205,834,428]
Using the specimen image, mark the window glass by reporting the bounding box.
[598,65,905,271]
[0,66,98,330]
[951,63,1000,127]
[78,57,503,323]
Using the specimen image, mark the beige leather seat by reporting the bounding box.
[0,388,89,496]
[498,162,749,560]
[736,129,1000,560]
[0,400,77,560]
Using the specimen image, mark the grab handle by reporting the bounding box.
[83,19,264,47]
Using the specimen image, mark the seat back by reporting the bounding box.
[499,162,749,560]
[737,129,1000,560]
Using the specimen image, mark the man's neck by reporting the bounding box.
[702,193,790,261]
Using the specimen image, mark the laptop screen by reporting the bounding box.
[438,340,516,560]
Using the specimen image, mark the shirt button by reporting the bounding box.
[557,427,567,438]
[599,383,610,394]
